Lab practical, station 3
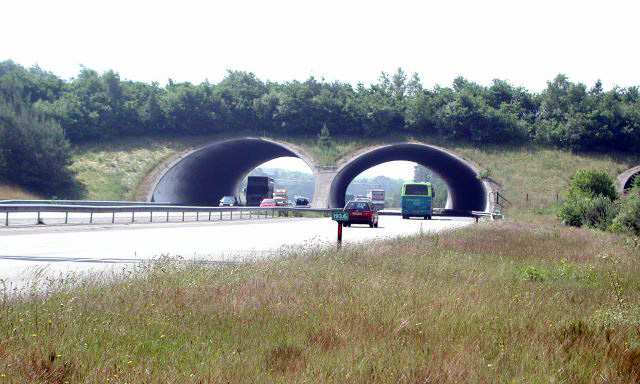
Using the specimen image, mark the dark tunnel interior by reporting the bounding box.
[151,138,305,205]
[329,144,487,211]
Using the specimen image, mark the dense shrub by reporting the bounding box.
[558,169,619,229]
[558,194,619,229]
[0,98,82,198]
[613,187,640,235]
[567,169,618,200]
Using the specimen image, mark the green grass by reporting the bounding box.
[2,222,639,382]
[70,136,193,200]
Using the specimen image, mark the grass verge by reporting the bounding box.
[1,222,639,383]
[0,183,41,200]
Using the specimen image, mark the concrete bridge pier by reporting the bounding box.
[310,166,338,208]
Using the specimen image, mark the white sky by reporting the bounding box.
[259,158,416,180]
[3,0,639,179]
[2,0,639,92]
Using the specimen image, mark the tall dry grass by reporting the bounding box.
[1,222,639,383]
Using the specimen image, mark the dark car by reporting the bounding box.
[219,196,238,206]
[343,200,379,228]
[295,196,310,207]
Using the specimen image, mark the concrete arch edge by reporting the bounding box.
[318,142,496,211]
[616,165,640,194]
[142,137,318,204]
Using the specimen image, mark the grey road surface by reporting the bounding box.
[0,216,473,287]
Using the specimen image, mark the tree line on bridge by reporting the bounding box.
[1,60,640,197]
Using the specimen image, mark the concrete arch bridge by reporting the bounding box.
[144,137,493,212]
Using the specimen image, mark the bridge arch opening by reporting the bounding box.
[329,143,488,211]
[343,160,450,209]
[624,172,639,190]
[150,138,315,205]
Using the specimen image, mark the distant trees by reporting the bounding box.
[2,59,640,197]
[0,98,81,197]
[3,60,639,152]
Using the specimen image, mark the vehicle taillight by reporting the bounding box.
[362,210,371,217]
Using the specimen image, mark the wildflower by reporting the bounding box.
[160,334,165,339]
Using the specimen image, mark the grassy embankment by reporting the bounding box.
[1,222,639,382]
[0,183,40,200]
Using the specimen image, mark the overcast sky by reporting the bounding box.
[3,0,638,180]
[3,0,639,92]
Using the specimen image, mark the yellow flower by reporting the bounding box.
[160,334,165,339]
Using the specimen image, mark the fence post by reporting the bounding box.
[556,194,559,201]
[526,193,529,202]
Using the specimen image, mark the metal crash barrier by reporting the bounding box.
[0,200,496,227]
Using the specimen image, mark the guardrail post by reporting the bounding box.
[166,212,169,222]
[37,211,41,224]
[112,211,115,224]
[65,212,68,224]
[90,212,93,224]
[132,212,135,223]
[220,211,222,220]
[150,211,153,222]
[230,211,233,220]
[4,212,8,226]
[249,211,251,219]
[182,212,185,222]
[208,212,211,221]
[196,212,199,222]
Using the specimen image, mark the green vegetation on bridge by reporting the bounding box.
[2,60,640,199]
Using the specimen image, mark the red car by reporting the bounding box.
[343,200,379,227]
[259,198,277,207]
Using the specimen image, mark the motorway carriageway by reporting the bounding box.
[0,215,474,287]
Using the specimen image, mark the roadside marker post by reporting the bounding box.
[331,211,348,248]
